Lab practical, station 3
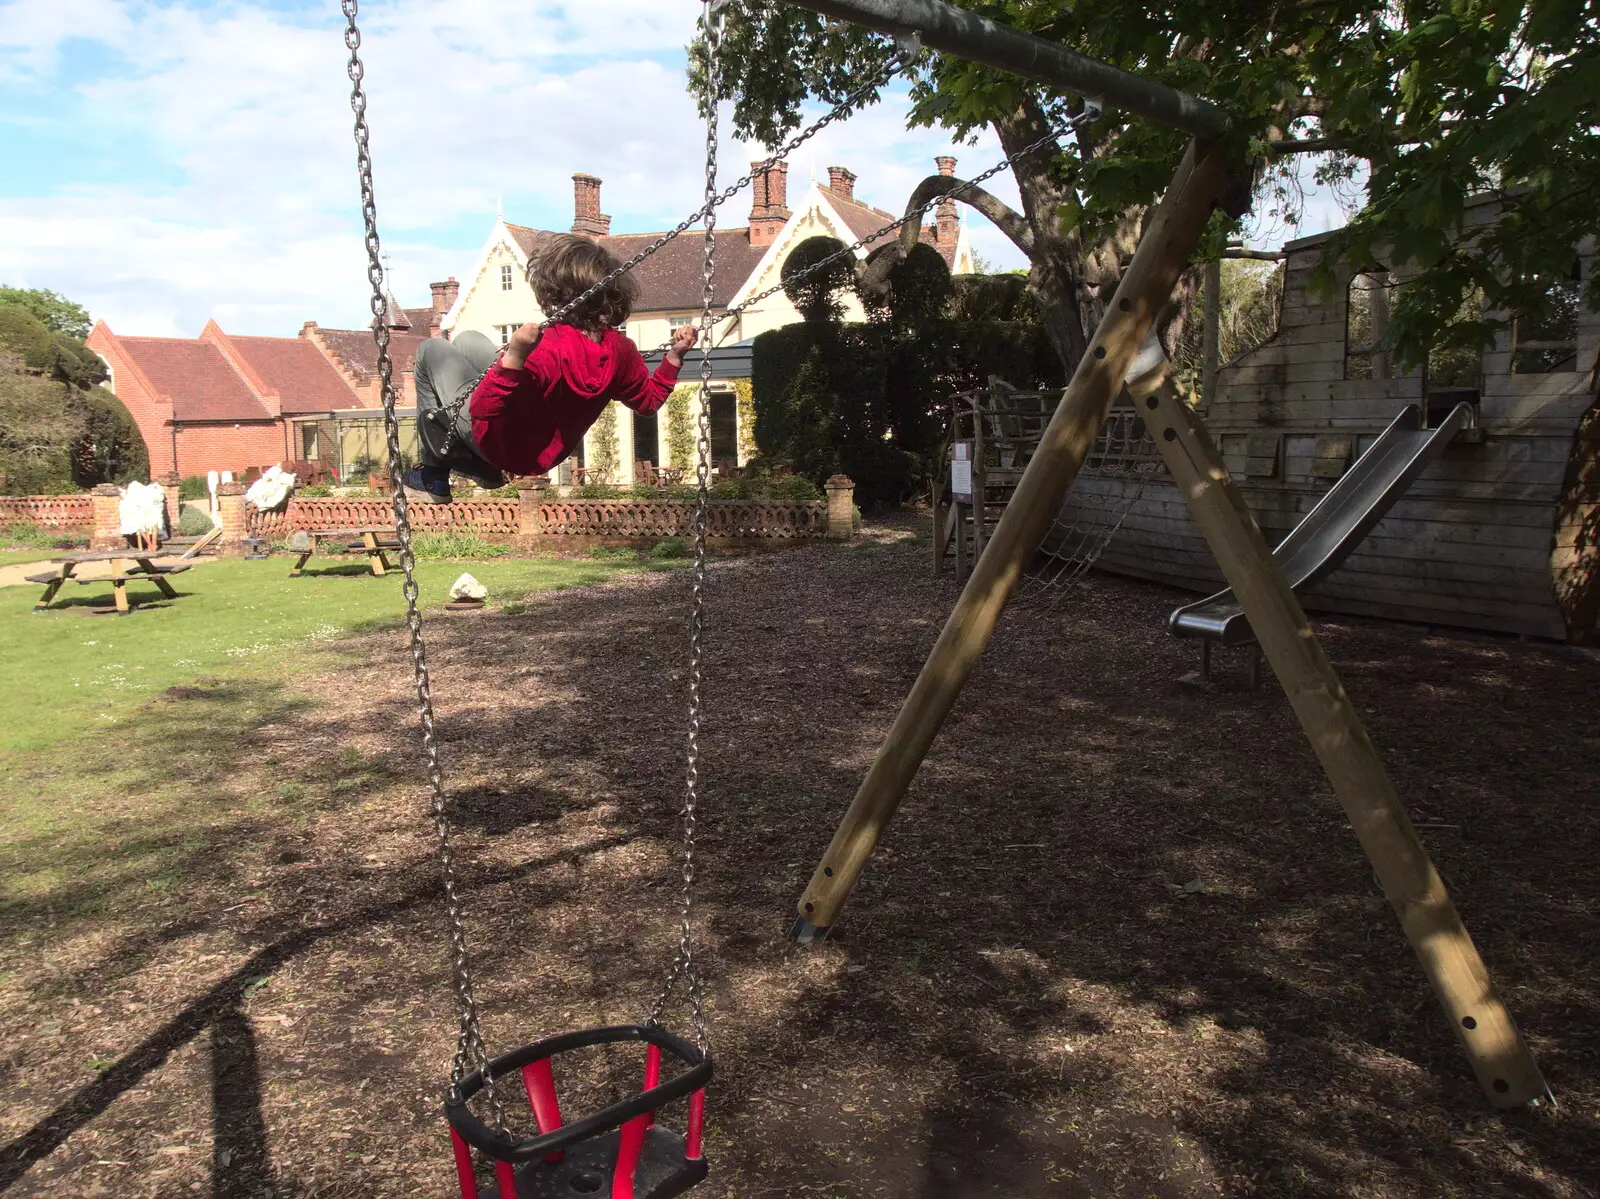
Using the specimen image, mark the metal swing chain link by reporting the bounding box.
[432,52,908,455]
[647,0,722,1049]
[341,0,509,1133]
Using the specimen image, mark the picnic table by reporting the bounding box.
[288,528,399,578]
[29,550,192,614]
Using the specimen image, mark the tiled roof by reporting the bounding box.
[822,186,955,268]
[402,306,435,331]
[506,223,769,312]
[116,338,273,422]
[229,336,363,414]
[316,327,432,384]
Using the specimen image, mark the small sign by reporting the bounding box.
[950,441,973,502]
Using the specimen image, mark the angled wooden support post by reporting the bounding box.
[1133,362,1548,1109]
[792,137,1241,940]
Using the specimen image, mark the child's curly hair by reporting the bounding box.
[527,234,637,331]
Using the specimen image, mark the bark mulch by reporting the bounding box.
[2,516,1596,1199]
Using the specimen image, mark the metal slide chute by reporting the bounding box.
[1169,402,1475,646]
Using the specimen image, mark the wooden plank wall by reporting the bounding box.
[1052,231,1600,641]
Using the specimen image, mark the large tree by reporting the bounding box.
[704,0,1599,373]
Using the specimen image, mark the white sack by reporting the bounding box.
[245,465,297,511]
[449,572,487,601]
[117,480,168,537]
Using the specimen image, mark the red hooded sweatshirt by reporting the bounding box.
[468,324,681,476]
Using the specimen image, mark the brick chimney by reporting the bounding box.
[934,157,959,255]
[748,159,791,247]
[571,174,611,238]
[429,277,459,334]
[826,166,856,203]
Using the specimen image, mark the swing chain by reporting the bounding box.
[647,0,722,1048]
[431,52,906,458]
[341,0,508,1132]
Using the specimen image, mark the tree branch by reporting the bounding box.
[856,174,1035,299]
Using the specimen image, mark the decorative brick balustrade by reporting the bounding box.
[249,498,520,538]
[7,482,849,551]
[0,495,94,529]
[246,493,833,545]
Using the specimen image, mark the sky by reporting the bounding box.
[0,0,1356,339]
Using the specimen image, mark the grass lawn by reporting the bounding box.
[0,553,638,753]
[0,548,64,566]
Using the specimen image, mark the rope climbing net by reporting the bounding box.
[943,377,1163,603]
[1016,405,1165,603]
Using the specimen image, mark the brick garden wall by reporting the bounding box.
[0,495,94,529]
[246,494,832,545]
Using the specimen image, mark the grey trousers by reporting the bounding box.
[414,331,505,485]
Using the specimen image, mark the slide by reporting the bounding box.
[1169,402,1474,645]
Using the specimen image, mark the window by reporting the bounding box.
[497,324,517,346]
[633,410,660,466]
[709,390,738,463]
[1344,272,1391,381]
[500,264,514,291]
[668,315,694,330]
[1512,264,1581,374]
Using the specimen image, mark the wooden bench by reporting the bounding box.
[71,563,191,613]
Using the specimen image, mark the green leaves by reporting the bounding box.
[710,0,1599,367]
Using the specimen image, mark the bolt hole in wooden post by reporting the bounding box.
[1494,1079,1510,1093]
[1093,346,1107,359]
[1145,395,1159,410]
[823,867,834,877]
[1462,1016,1478,1029]
[1162,428,1177,441]
[804,902,814,913]
[1118,298,1131,311]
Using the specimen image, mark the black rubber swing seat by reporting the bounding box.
[445,1024,712,1199]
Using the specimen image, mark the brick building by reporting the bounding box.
[86,286,457,479]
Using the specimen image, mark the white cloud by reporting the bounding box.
[1,0,1348,337]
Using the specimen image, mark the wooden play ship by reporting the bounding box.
[1046,220,1600,643]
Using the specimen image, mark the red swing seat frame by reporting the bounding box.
[445,1024,711,1199]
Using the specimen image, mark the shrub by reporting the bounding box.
[663,383,697,471]
[574,483,615,499]
[73,387,146,485]
[764,473,823,503]
[649,536,687,559]
[178,474,210,499]
[5,521,60,549]
[782,236,854,323]
[587,403,620,484]
[297,483,333,498]
[0,307,57,372]
[178,503,215,536]
[409,532,509,559]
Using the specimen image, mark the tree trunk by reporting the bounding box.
[993,99,1093,372]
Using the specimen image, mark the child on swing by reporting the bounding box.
[404,234,700,503]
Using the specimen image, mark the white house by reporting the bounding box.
[441,160,974,482]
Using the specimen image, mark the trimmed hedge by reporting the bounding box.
[752,269,1064,507]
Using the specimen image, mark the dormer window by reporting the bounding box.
[501,264,514,291]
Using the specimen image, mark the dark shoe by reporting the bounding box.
[403,466,452,504]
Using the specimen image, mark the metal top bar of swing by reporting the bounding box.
[782,0,1232,139]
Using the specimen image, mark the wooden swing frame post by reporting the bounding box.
[1138,365,1546,1106]
[792,135,1239,930]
